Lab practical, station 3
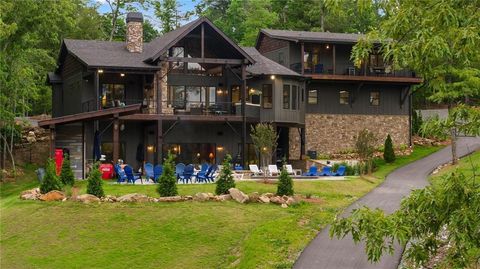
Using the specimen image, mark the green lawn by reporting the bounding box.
[0,146,441,269]
[429,149,480,181]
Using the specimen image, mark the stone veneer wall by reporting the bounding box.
[126,21,143,53]
[154,62,173,114]
[305,114,410,154]
[289,127,301,160]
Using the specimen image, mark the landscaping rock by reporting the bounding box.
[286,197,298,206]
[20,188,40,200]
[269,196,284,205]
[281,203,288,208]
[263,192,275,198]
[184,195,193,200]
[105,195,117,202]
[117,193,149,202]
[228,188,249,203]
[158,196,183,202]
[39,190,66,201]
[194,192,210,201]
[217,194,232,201]
[248,192,260,202]
[258,195,270,203]
[76,194,100,203]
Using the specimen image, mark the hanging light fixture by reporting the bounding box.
[270,75,275,80]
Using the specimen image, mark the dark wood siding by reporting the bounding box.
[257,34,289,53]
[306,82,410,115]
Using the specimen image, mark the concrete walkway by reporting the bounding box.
[294,137,480,269]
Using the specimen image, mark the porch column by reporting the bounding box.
[300,127,305,160]
[332,45,336,75]
[300,42,305,75]
[241,63,247,167]
[49,125,56,158]
[112,116,120,163]
[156,120,163,164]
[94,69,100,131]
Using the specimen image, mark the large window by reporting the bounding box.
[169,85,186,108]
[170,47,185,71]
[370,91,380,106]
[339,90,349,105]
[308,89,318,104]
[169,86,216,109]
[292,85,298,110]
[101,84,125,108]
[262,84,273,108]
[163,143,217,164]
[283,85,291,109]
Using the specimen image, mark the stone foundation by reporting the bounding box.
[305,114,410,154]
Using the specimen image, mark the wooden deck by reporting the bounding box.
[305,74,423,84]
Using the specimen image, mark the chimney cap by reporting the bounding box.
[126,12,143,23]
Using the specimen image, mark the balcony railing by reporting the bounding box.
[290,62,416,78]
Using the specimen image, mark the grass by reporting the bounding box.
[0,145,441,269]
[429,150,480,181]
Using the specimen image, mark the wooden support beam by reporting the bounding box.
[332,44,336,75]
[156,120,163,164]
[201,23,205,59]
[400,86,411,107]
[112,116,119,164]
[241,64,247,167]
[301,42,305,75]
[163,57,243,65]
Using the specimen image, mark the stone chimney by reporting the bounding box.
[126,12,143,53]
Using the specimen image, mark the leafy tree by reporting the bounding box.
[276,161,293,196]
[143,19,159,42]
[383,134,395,163]
[86,162,104,197]
[104,0,147,41]
[331,171,480,268]
[354,129,376,174]
[215,154,236,195]
[40,158,62,194]
[250,123,278,170]
[157,151,178,197]
[60,154,75,186]
[154,0,192,34]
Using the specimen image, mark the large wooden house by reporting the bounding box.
[40,13,421,178]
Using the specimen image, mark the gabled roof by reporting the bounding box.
[144,17,254,64]
[258,29,364,44]
[61,39,158,70]
[242,47,302,77]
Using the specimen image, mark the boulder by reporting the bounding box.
[285,196,298,206]
[158,196,183,202]
[20,188,40,200]
[39,190,66,201]
[105,195,117,202]
[184,195,193,200]
[76,194,100,203]
[217,194,232,201]
[281,203,288,208]
[263,192,275,198]
[117,193,149,202]
[228,188,249,203]
[248,192,260,202]
[194,192,210,201]
[269,196,284,205]
[258,195,270,203]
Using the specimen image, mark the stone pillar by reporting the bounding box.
[155,61,173,115]
[126,12,143,53]
[288,127,301,160]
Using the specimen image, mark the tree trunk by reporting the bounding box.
[450,127,457,164]
[109,4,120,41]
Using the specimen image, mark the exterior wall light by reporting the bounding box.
[325,44,330,49]
[217,146,224,151]
[147,145,154,152]
[270,75,275,80]
[98,69,104,74]
[120,73,125,77]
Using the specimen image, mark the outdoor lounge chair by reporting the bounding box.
[200,164,218,183]
[268,165,279,176]
[124,165,141,184]
[302,166,318,176]
[333,165,346,176]
[194,163,209,182]
[144,163,154,183]
[179,164,194,184]
[153,164,162,182]
[284,164,296,175]
[175,163,185,181]
[249,164,263,176]
[114,164,128,183]
[318,166,333,176]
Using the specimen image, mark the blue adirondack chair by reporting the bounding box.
[153,164,163,182]
[206,165,218,183]
[114,164,128,183]
[175,163,185,181]
[179,164,194,184]
[302,166,318,176]
[333,165,346,176]
[196,165,211,183]
[318,166,333,176]
[194,163,209,182]
[124,165,141,184]
[144,163,154,182]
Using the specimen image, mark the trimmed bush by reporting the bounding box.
[157,152,178,197]
[215,154,236,195]
[87,162,104,197]
[60,154,75,186]
[277,164,294,196]
[383,134,396,163]
[40,158,62,194]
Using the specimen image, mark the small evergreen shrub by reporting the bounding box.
[157,152,178,197]
[40,158,62,194]
[277,163,294,196]
[60,154,75,186]
[383,134,396,163]
[87,162,104,197]
[215,154,236,195]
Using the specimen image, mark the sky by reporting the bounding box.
[93,0,198,28]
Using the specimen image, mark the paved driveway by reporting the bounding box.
[293,137,480,269]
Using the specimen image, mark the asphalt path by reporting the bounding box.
[293,137,480,269]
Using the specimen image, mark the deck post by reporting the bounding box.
[156,120,163,164]
[112,116,120,164]
[332,44,336,75]
[300,42,305,75]
[94,69,100,132]
[49,125,55,158]
[300,127,305,160]
[241,64,247,167]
